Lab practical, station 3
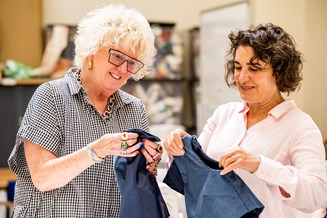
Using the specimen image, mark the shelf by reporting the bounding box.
[0,78,53,86]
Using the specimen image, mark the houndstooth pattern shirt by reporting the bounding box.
[8,68,149,218]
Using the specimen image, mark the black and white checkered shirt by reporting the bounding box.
[8,68,149,217]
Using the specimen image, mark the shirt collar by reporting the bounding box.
[114,89,134,107]
[268,100,297,118]
[66,67,82,95]
[238,100,296,118]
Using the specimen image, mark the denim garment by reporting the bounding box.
[114,128,170,218]
[163,135,264,218]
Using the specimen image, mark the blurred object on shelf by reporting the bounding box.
[147,83,182,124]
[123,81,183,125]
[1,59,33,79]
[190,27,200,79]
[29,25,74,78]
[51,58,72,79]
[147,23,183,79]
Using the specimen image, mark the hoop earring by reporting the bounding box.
[88,60,93,70]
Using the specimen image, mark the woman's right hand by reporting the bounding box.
[90,132,141,158]
[163,129,189,156]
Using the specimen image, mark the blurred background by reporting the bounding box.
[0,0,326,217]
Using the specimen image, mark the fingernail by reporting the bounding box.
[146,165,150,170]
[135,151,140,155]
[142,138,146,142]
[140,142,144,148]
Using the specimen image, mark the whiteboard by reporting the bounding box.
[197,1,249,134]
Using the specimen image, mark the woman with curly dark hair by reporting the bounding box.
[163,23,327,217]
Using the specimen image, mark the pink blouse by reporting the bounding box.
[198,100,327,218]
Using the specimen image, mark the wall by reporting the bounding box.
[0,0,43,67]
[303,0,327,136]
[42,0,238,30]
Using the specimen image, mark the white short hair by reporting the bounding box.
[74,4,156,80]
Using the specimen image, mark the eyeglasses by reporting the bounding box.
[108,49,144,74]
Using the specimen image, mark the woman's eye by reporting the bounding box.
[128,60,136,66]
[249,67,259,72]
[114,53,123,60]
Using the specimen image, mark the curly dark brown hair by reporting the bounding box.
[225,23,303,95]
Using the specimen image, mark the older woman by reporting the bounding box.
[163,23,327,217]
[8,4,160,218]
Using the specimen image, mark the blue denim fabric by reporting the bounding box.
[114,128,169,218]
[163,135,264,218]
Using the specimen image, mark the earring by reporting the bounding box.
[88,60,93,70]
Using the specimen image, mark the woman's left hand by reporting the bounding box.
[219,147,261,175]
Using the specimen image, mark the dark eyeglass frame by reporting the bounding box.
[108,49,144,74]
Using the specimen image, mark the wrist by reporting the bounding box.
[85,144,104,163]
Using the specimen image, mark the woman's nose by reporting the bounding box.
[117,61,128,73]
[237,70,250,83]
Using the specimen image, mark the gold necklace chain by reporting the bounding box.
[74,69,115,116]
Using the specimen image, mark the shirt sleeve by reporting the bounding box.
[20,82,62,155]
[253,119,327,212]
